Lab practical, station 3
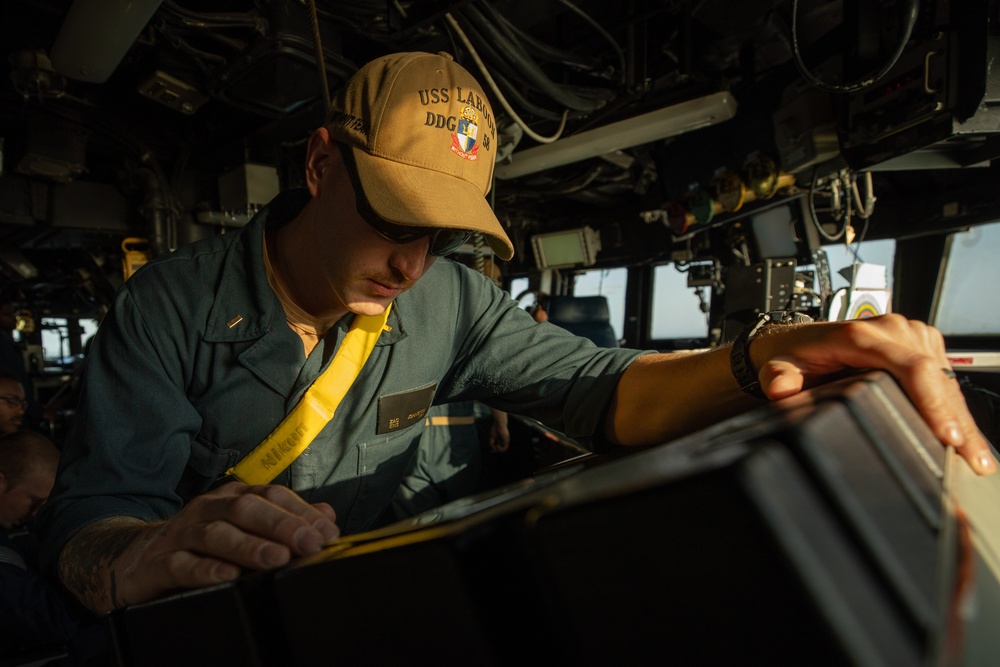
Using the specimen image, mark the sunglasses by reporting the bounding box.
[337,143,472,257]
[0,395,26,410]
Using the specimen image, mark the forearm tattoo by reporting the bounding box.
[58,517,150,614]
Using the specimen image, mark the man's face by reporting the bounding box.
[0,464,54,529]
[0,380,25,434]
[0,303,15,334]
[309,138,438,317]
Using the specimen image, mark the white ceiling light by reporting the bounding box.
[494,91,738,180]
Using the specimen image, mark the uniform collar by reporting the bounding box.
[203,189,311,343]
[377,304,406,346]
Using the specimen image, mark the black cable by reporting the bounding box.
[529,165,605,196]
[446,12,570,144]
[491,70,568,121]
[451,13,544,100]
[477,1,601,73]
[790,0,918,93]
[553,0,627,87]
[498,163,607,200]
[307,0,331,111]
[158,11,250,51]
[161,0,263,30]
[156,26,228,65]
[809,167,849,242]
[458,5,607,111]
[449,12,572,120]
[559,82,616,103]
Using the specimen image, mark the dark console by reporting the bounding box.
[109,371,1000,666]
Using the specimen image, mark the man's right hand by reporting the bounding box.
[58,482,340,615]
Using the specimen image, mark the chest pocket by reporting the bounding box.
[376,383,436,434]
[342,428,424,533]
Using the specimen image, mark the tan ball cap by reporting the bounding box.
[326,51,514,261]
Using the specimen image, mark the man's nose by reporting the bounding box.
[390,236,433,281]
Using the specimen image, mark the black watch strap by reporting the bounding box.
[730,311,814,400]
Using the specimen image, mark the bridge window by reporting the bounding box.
[572,268,627,342]
[40,317,98,369]
[650,264,711,341]
[509,277,529,302]
[935,221,1000,335]
[821,238,896,320]
[822,239,895,293]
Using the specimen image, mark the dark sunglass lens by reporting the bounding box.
[339,142,472,256]
[430,230,473,256]
[380,223,422,243]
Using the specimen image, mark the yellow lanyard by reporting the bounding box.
[225,305,391,486]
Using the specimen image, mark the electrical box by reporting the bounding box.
[218,163,280,213]
[121,237,150,282]
[720,258,798,342]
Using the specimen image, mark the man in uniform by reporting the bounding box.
[37,51,995,616]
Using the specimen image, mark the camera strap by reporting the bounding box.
[224,304,392,486]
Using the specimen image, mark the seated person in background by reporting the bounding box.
[0,431,56,529]
[0,300,56,431]
[0,373,26,434]
[0,430,105,664]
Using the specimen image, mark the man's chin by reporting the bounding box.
[349,301,391,317]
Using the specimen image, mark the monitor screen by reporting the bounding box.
[751,205,799,259]
[531,227,601,269]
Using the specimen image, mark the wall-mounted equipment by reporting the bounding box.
[531,227,601,270]
[50,0,163,83]
[218,164,280,215]
[122,237,151,281]
[750,206,800,260]
[138,71,209,115]
[838,3,1000,171]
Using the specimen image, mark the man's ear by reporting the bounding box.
[305,128,338,197]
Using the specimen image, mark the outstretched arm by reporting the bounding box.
[605,314,996,476]
[57,482,339,615]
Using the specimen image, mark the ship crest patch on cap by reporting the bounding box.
[450,106,480,161]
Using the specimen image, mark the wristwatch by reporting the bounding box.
[730,310,814,400]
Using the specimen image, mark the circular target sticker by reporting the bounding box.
[850,295,884,319]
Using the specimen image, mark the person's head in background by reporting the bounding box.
[460,254,503,288]
[481,257,503,287]
[0,299,16,335]
[0,374,25,434]
[530,292,550,323]
[0,430,59,529]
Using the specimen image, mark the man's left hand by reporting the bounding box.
[754,313,996,476]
